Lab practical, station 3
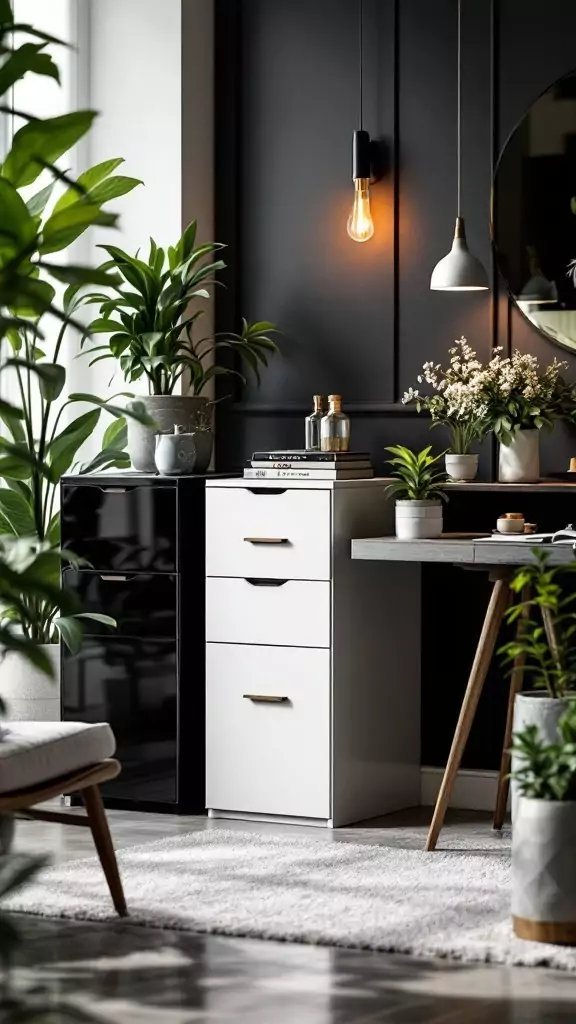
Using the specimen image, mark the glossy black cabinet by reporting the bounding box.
[60,472,217,812]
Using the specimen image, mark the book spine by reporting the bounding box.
[250,461,372,470]
[251,452,366,463]
[244,468,373,480]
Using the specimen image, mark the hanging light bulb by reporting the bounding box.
[347,131,374,242]
[430,0,488,290]
[347,2,374,243]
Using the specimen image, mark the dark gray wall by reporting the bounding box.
[213,0,576,770]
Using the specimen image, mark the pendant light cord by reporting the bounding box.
[359,0,364,130]
[457,0,461,217]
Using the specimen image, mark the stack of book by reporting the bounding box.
[244,450,374,480]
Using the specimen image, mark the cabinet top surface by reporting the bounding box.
[62,471,237,486]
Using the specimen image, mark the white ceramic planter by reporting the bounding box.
[395,500,443,540]
[511,692,570,822]
[498,429,540,483]
[0,644,60,721]
[513,797,576,944]
[445,453,478,482]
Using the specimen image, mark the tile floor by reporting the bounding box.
[7,807,576,1023]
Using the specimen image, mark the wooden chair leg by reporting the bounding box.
[493,585,530,830]
[82,784,128,917]
[425,572,511,852]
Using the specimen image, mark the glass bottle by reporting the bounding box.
[305,395,324,450]
[320,395,350,452]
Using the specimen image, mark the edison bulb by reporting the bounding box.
[347,177,374,242]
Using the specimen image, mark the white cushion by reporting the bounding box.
[0,721,116,794]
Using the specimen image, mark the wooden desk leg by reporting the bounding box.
[425,571,511,852]
[493,585,530,830]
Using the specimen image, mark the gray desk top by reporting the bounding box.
[351,536,576,566]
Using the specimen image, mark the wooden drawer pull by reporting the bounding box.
[243,694,289,704]
[243,537,289,545]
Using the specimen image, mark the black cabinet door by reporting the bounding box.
[62,571,177,639]
[62,638,178,804]
[61,484,176,572]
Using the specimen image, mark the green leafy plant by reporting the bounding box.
[500,550,576,699]
[511,701,576,801]
[80,221,280,396]
[0,2,153,647]
[385,446,448,502]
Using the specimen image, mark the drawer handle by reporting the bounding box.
[246,488,287,495]
[243,537,289,545]
[100,575,131,582]
[243,694,289,704]
[245,578,288,587]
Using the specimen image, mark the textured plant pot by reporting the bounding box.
[498,429,540,483]
[0,644,60,721]
[513,797,576,944]
[127,395,209,473]
[510,692,570,822]
[155,431,197,476]
[445,453,478,482]
[395,500,443,540]
[190,431,213,473]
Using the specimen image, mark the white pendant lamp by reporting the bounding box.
[430,0,488,291]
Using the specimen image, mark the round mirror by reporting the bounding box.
[493,70,576,352]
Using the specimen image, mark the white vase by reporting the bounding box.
[395,500,443,539]
[0,644,60,721]
[513,797,576,944]
[498,429,540,483]
[445,453,478,482]
[510,692,569,822]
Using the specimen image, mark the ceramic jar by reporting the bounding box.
[128,395,209,473]
[155,425,197,476]
[513,797,576,944]
[498,429,540,484]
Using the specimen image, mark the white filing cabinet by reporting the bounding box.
[205,478,420,827]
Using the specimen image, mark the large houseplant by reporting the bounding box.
[81,225,280,471]
[0,0,152,717]
[385,446,447,539]
[402,337,487,481]
[500,551,576,819]
[511,701,576,944]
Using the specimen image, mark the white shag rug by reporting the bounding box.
[7,828,576,971]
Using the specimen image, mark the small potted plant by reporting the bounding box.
[402,338,487,482]
[511,701,576,944]
[82,222,280,472]
[385,446,447,539]
[500,550,576,819]
[477,350,576,483]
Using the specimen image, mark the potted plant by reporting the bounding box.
[402,337,487,481]
[385,446,448,539]
[500,551,576,819]
[0,9,152,718]
[477,349,576,483]
[81,226,280,472]
[511,701,576,944]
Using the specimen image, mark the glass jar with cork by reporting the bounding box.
[320,395,350,452]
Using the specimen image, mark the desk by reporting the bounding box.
[351,535,576,850]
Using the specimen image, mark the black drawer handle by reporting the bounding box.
[245,578,288,587]
[246,488,287,495]
[243,694,289,704]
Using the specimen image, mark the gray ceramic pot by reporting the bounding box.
[127,395,209,473]
[513,797,576,943]
[190,431,213,473]
[511,692,570,822]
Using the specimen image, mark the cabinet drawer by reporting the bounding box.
[206,577,330,648]
[63,571,177,639]
[62,638,177,803]
[61,483,176,573]
[206,487,331,580]
[206,643,330,819]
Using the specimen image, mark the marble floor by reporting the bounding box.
[7,807,576,1023]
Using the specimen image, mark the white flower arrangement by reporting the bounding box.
[403,339,576,449]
